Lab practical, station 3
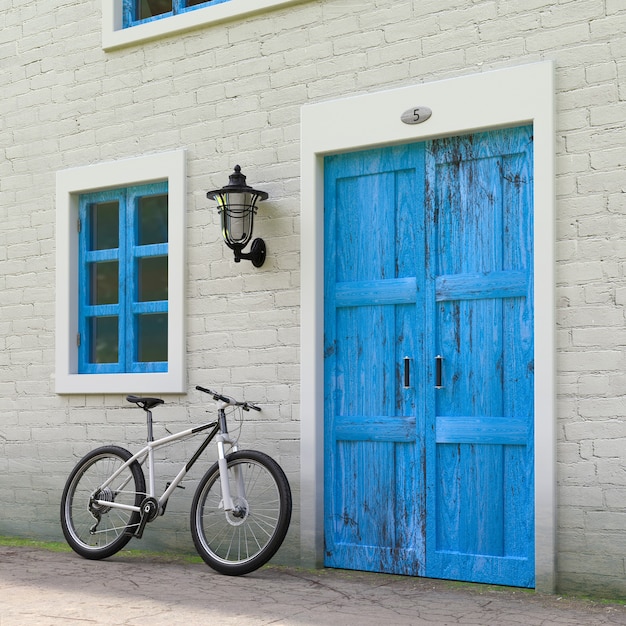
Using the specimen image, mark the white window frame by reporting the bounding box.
[102,0,307,51]
[56,150,186,394]
[299,62,556,592]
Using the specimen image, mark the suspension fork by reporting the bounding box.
[216,405,241,512]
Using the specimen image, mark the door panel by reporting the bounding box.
[324,144,426,576]
[425,127,534,587]
[324,126,534,587]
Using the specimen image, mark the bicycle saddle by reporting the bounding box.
[126,395,164,410]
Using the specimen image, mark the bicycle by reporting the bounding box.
[60,386,292,576]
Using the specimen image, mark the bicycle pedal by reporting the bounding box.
[166,481,185,490]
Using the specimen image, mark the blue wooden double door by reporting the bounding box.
[323,126,534,587]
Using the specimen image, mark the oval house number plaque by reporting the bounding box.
[401,106,432,125]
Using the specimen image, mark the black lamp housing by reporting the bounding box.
[207,165,269,268]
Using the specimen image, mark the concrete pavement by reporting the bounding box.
[1,545,625,625]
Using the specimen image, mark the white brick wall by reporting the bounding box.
[1,0,626,595]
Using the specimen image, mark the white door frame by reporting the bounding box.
[300,61,556,592]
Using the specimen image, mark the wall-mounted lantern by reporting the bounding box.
[206,165,269,268]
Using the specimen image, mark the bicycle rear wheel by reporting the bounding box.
[191,449,292,575]
[60,445,146,559]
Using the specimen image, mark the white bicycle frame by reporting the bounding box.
[91,398,242,517]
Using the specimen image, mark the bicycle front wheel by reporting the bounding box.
[60,446,146,560]
[191,450,292,575]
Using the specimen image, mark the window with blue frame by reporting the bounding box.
[79,182,169,374]
[124,0,231,27]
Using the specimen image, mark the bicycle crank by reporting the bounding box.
[127,497,159,539]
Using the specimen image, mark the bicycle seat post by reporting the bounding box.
[146,409,154,442]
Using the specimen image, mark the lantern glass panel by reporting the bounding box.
[221,193,254,246]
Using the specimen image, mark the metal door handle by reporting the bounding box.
[404,357,410,388]
[435,355,443,389]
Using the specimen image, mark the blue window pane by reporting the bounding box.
[89,317,119,363]
[89,202,119,250]
[137,313,168,362]
[138,194,168,245]
[137,0,171,19]
[79,181,168,374]
[89,261,119,305]
[138,256,168,302]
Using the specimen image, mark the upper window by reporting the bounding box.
[56,150,186,394]
[124,0,228,28]
[79,183,169,374]
[103,0,307,50]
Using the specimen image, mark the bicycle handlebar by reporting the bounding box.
[195,385,261,412]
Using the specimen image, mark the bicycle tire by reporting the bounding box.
[60,445,146,560]
[190,449,292,575]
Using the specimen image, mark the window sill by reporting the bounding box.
[54,371,185,395]
[102,0,307,51]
